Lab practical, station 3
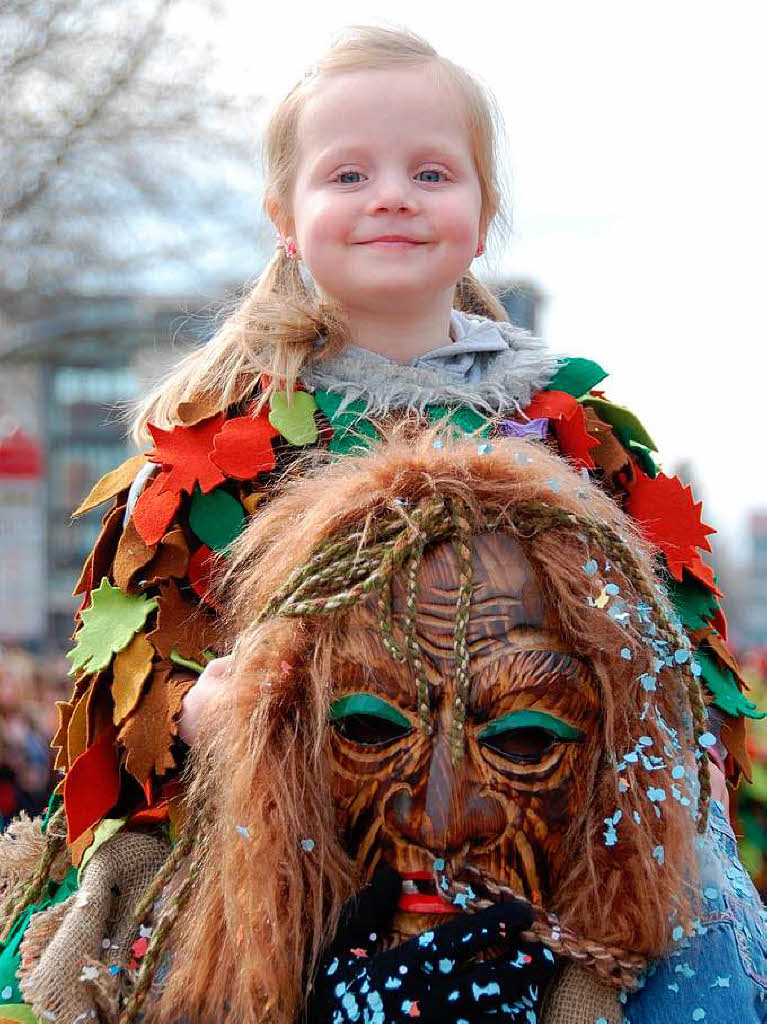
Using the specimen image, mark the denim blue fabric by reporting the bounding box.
[624,800,766,1023]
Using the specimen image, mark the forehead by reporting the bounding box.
[296,65,473,162]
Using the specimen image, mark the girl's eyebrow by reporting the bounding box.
[311,140,468,170]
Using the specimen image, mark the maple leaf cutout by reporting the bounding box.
[626,471,716,581]
[147,580,219,662]
[67,579,158,675]
[147,414,226,496]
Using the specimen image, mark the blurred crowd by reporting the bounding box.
[0,643,765,897]
[0,646,67,827]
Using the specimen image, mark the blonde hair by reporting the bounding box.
[132,25,511,443]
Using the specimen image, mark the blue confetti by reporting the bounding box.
[384,977,401,989]
[418,931,435,947]
[639,736,653,747]
[653,844,665,866]
[648,787,666,802]
[668,982,680,993]
[703,887,718,900]
[300,838,315,852]
[433,858,445,871]
[711,976,730,988]
[674,648,690,664]
[621,647,633,660]
[583,559,599,576]
[640,673,657,692]
[433,439,444,450]
[547,477,561,493]
[235,825,250,838]
[691,660,702,677]
[453,893,469,908]
[672,925,684,941]
[672,765,685,780]
[472,981,501,1000]
[477,443,492,455]
[698,732,716,748]
[692,1010,705,1021]
[438,958,454,974]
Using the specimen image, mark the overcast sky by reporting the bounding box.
[212,0,765,553]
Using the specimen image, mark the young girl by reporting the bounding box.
[0,23,762,1024]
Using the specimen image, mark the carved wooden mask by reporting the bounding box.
[328,532,601,941]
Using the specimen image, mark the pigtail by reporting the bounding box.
[130,248,350,444]
[454,270,509,322]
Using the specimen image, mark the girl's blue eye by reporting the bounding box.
[416,169,446,183]
[330,693,412,746]
[336,171,363,184]
[478,710,583,764]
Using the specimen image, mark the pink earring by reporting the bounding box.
[277,238,299,261]
[475,241,486,258]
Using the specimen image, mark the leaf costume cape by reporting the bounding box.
[0,315,760,1014]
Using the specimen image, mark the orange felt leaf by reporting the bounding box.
[67,688,91,768]
[132,471,181,546]
[177,394,223,427]
[118,668,195,784]
[583,407,631,481]
[63,724,120,844]
[625,470,716,581]
[112,631,155,726]
[69,827,95,868]
[241,490,266,517]
[143,526,190,587]
[86,672,114,745]
[147,580,219,661]
[72,454,147,517]
[187,544,220,608]
[147,414,226,496]
[210,413,279,479]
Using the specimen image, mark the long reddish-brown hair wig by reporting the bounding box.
[157,432,704,1023]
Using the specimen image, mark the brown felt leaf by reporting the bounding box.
[52,701,73,772]
[583,407,631,482]
[112,631,155,726]
[143,526,189,586]
[118,667,196,784]
[147,580,219,662]
[721,713,753,783]
[113,517,157,591]
[72,453,147,517]
[72,502,127,597]
[241,491,266,517]
[177,395,223,426]
[86,672,114,745]
[67,688,91,769]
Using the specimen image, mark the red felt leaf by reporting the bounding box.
[63,724,120,843]
[553,405,599,470]
[210,412,279,479]
[147,415,226,496]
[710,603,729,641]
[187,543,220,608]
[523,390,598,471]
[132,471,181,546]
[686,553,725,598]
[522,389,579,421]
[626,471,717,582]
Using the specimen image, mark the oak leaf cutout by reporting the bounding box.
[147,580,219,662]
[118,667,196,784]
[67,579,158,675]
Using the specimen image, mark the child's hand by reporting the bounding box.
[178,655,233,746]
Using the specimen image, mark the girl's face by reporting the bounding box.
[284,66,485,314]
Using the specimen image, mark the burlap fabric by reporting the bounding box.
[0,814,69,910]
[541,962,622,1023]
[18,830,169,1024]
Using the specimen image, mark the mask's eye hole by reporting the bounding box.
[330,694,412,747]
[478,710,582,765]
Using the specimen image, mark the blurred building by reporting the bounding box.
[744,511,767,649]
[0,279,542,653]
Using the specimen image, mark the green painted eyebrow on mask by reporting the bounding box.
[329,693,411,729]
[478,709,583,742]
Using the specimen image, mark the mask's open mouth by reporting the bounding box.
[398,872,456,914]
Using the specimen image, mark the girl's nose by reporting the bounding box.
[385,728,506,854]
[366,175,419,216]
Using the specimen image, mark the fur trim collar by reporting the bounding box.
[299,310,561,417]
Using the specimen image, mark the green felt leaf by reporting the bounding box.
[268,390,318,446]
[314,390,378,455]
[426,405,491,437]
[189,485,245,553]
[695,646,766,719]
[170,648,206,673]
[667,574,720,632]
[582,397,658,452]
[67,579,158,676]
[544,357,608,398]
[625,438,659,478]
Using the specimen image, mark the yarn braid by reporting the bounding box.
[448,498,474,761]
